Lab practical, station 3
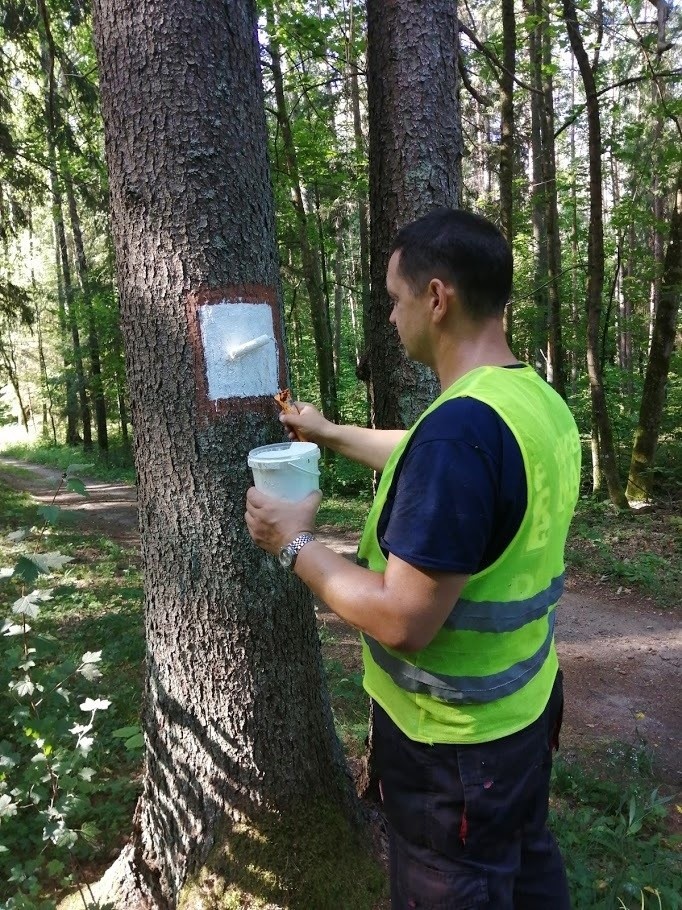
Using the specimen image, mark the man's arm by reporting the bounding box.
[295,542,468,651]
[245,488,468,651]
[281,403,406,472]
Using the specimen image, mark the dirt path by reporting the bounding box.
[2,457,680,787]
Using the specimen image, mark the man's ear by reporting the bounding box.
[428,278,450,323]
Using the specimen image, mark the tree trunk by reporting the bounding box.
[66,174,109,451]
[527,0,549,377]
[29,207,58,443]
[346,5,371,371]
[540,3,566,398]
[627,168,682,501]
[265,3,339,423]
[562,0,628,508]
[53,220,80,444]
[500,0,516,342]
[366,0,461,430]
[39,29,92,450]
[91,1,368,906]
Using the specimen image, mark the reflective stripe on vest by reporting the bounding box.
[363,610,556,704]
[444,573,565,632]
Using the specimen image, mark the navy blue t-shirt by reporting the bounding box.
[378,393,527,574]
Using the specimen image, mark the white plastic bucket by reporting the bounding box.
[248,441,321,501]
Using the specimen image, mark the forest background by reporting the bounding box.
[0,0,680,505]
[0,0,681,908]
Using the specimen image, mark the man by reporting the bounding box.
[246,208,581,909]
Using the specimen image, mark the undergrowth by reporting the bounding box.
[0,439,136,486]
[566,497,682,607]
[1,469,680,908]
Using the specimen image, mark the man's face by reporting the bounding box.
[386,250,431,362]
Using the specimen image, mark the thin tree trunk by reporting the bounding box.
[53,220,79,444]
[66,174,109,451]
[333,212,344,378]
[527,0,549,377]
[347,5,370,365]
[266,3,338,423]
[540,3,566,398]
[28,206,58,442]
[627,168,682,501]
[500,0,516,342]
[562,0,628,508]
[39,31,92,449]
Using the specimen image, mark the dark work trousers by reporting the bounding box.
[373,671,570,909]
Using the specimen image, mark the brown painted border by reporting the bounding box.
[185,284,287,424]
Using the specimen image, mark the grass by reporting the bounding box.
[566,497,682,607]
[0,436,137,484]
[0,483,144,903]
[551,746,682,909]
[1,471,681,907]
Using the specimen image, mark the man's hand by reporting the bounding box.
[279,402,331,446]
[245,487,322,555]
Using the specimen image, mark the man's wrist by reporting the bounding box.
[278,531,315,570]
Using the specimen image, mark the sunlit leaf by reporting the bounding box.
[79,697,111,713]
[81,650,102,664]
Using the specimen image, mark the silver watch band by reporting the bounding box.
[279,532,315,569]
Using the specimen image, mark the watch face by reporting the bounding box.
[279,546,295,569]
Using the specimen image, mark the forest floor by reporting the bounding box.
[0,455,679,790]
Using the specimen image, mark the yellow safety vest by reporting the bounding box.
[358,365,581,744]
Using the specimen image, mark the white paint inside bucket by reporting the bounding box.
[248,442,321,501]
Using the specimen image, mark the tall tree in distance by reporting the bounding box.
[627,166,682,502]
[91,0,374,905]
[561,0,629,508]
[500,0,516,342]
[364,0,462,430]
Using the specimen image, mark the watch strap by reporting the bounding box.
[280,532,315,569]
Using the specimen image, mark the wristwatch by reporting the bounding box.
[278,532,315,570]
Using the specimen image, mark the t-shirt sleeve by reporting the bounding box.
[380,435,500,574]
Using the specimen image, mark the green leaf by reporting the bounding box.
[37,505,62,526]
[112,725,141,739]
[31,552,74,572]
[13,556,41,585]
[124,733,144,751]
[66,477,88,496]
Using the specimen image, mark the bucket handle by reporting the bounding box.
[289,462,320,477]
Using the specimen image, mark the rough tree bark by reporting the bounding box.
[91,1,369,906]
[365,0,461,431]
[562,0,629,508]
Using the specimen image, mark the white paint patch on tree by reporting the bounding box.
[198,301,278,399]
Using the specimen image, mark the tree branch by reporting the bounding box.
[458,20,541,95]
[554,70,682,138]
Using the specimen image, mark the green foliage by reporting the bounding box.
[0,476,142,908]
[322,657,368,757]
[0,440,135,485]
[552,751,682,909]
[566,497,682,606]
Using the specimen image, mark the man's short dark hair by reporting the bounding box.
[389,208,513,319]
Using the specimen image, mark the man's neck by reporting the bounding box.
[434,323,519,391]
